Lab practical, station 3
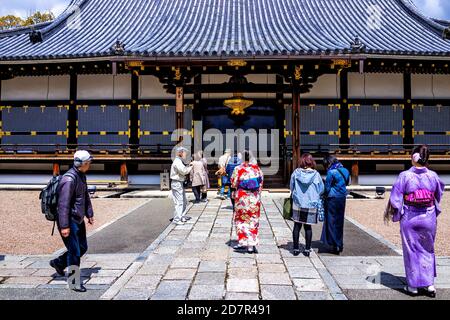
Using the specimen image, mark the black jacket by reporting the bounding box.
[57,167,94,229]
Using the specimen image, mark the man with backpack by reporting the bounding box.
[49,150,94,292]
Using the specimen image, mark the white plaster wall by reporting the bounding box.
[348,73,404,99]
[302,74,340,99]
[412,74,450,99]
[77,74,131,100]
[1,75,70,100]
[139,75,174,99]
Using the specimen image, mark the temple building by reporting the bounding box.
[0,0,449,187]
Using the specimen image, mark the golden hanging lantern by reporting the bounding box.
[224,93,254,115]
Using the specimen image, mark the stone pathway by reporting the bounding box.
[2,194,450,300]
[106,197,344,300]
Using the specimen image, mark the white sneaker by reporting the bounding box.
[173,219,185,225]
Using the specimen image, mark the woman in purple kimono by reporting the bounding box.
[386,145,445,298]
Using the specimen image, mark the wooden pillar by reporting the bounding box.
[292,86,301,169]
[403,73,414,149]
[53,163,60,177]
[351,161,359,185]
[339,71,350,147]
[120,162,128,182]
[68,73,78,150]
[176,87,184,143]
[130,72,140,152]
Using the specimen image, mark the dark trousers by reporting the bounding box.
[320,196,346,250]
[192,186,202,201]
[293,223,312,251]
[55,220,88,269]
[230,188,236,210]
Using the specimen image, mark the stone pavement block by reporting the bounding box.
[297,291,332,300]
[260,285,297,300]
[3,276,52,286]
[437,258,450,266]
[283,257,314,268]
[87,276,117,285]
[137,264,168,276]
[114,288,154,300]
[163,268,197,280]
[0,256,28,262]
[229,258,256,268]
[293,279,327,292]
[256,245,281,254]
[287,266,321,279]
[0,284,40,289]
[227,267,258,279]
[259,273,292,285]
[145,254,175,266]
[32,269,61,277]
[0,269,38,277]
[227,279,259,293]
[225,292,260,300]
[331,293,348,300]
[326,265,365,275]
[256,254,283,264]
[151,280,191,300]
[91,269,125,278]
[154,246,179,255]
[188,285,225,300]
[194,272,225,286]
[95,260,133,270]
[125,275,162,289]
[257,264,287,273]
[0,260,34,269]
[171,258,201,269]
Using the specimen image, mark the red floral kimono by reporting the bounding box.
[231,163,264,246]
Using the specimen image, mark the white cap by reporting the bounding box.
[176,146,189,153]
[74,150,93,166]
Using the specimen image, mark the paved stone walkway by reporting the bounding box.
[2,194,450,300]
[104,197,345,300]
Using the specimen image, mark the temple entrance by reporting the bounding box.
[201,101,286,187]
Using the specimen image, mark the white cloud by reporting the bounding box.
[413,0,450,19]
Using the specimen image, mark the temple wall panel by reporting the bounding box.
[77,74,131,100]
[139,75,174,99]
[302,74,340,99]
[412,74,450,99]
[348,73,404,99]
[1,76,70,100]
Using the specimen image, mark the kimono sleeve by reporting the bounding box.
[389,173,405,222]
[434,174,445,216]
[258,166,264,192]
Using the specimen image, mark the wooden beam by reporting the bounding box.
[52,163,60,176]
[292,85,301,169]
[130,72,140,151]
[403,73,414,148]
[351,161,359,186]
[120,162,128,182]
[68,73,78,149]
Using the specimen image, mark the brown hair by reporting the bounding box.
[299,153,316,169]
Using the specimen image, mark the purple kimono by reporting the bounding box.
[389,166,445,288]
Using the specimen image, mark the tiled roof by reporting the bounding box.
[1,0,450,61]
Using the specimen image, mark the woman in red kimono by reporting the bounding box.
[231,151,264,254]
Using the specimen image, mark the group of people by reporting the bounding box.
[46,144,444,298]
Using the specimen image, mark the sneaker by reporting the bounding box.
[49,259,65,277]
[173,219,185,225]
[71,284,87,293]
[302,249,312,257]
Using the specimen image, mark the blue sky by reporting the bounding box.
[1,0,450,20]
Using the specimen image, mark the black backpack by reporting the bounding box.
[39,172,77,235]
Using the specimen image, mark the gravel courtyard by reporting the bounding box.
[0,191,147,255]
[346,192,450,256]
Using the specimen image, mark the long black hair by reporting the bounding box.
[412,145,430,166]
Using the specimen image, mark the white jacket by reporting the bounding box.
[170,157,192,182]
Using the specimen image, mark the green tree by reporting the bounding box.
[0,15,24,30]
[0,11,54,31]
[23,11,55,26]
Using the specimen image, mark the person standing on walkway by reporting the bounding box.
[225,152,243,210]
[290,153,324,257]
[198,151,210,201]
[320,155,350,255]
[49,150,94,293]
[170,147,193,225]
[231,151,264,254]
[216,149,231,200]
[386,145,445,298]
[190,152,209,204]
